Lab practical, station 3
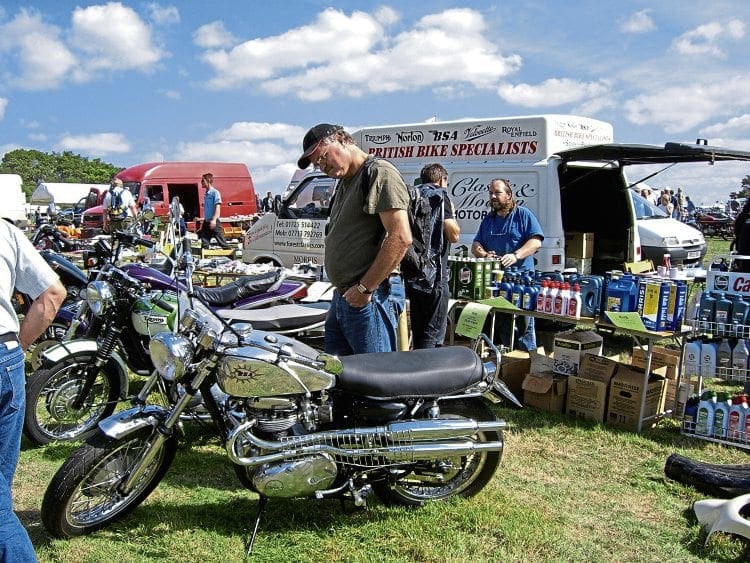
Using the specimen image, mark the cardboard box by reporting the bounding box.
[553,330,603,375]
[565,231,595,258]
[499,350,532,399]
[522,371,567,413]
[631,346,683,413]
[606,364,667,432]
[566,354,617,422]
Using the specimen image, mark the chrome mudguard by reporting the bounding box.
[98,405,168,439]
[38,339,131,399]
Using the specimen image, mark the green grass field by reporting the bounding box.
[16,236,750,562]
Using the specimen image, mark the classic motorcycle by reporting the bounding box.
[31,222,88,252]
[25,222,311,445]
[41,199,519,551]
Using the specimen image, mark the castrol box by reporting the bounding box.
[566,354,617,423]
[706,270,750,297]
[552,330,603,375]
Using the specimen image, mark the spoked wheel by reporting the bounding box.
[373,399,502,507]
[28,322,70,370]
[24,356,120,445]
[42,430,178,538]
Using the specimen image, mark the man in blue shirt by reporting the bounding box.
[199,172,231,249]
[471,178,544,351]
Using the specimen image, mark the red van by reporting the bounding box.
[82,162,258,231]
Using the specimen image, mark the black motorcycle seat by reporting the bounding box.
[338,346,485,399]
[193,269,283,307]
[218,302,329,331]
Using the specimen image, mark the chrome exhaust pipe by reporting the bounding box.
[226,418,506,466]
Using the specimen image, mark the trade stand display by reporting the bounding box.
[679,254,750,450]
[452,259,695,433]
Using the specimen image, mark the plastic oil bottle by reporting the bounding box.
[568,283,582,319]
[732,339,750,378]
[713,392,731,438]
[717,338,733,378]
[695,390,717,435]
[728,394,748,441]
[684,339,702,380]
[700,339,718,379]
[715,292,734,336]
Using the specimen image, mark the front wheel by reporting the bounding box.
[42,430,178,538]
[24,355,120,445]
[373,399,502,507]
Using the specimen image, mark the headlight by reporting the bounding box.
[86,281,114,316]
[149,332,194,381]
[662,236,679,246]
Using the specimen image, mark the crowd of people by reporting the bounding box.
[639,185,696,223]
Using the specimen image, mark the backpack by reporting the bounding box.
[108,188,127,219]
[346,158,448,292]
[401,184,446,293]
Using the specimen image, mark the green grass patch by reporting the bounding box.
[16,238,750,562]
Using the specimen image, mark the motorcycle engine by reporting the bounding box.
[251,456,338,498]
[233,395,339,497]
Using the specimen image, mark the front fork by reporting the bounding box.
[120,358,216,495]
[71,324,123,410]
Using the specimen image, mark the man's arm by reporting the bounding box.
[444,218,460,243]
[19,280,66,351]
[444,199,460,243]
[344,208,412,307]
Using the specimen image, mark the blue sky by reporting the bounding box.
[1,1,749,205]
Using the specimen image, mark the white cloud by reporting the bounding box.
[200,8,521,100]
[620,10,656,34]
[216,122,306,145]
[70,2,164,81]
[148,3,180,25]
[0,9,77,89]
[0,98,7,120]
[55,132,131,156]
[700,114,750,138]
[171,121,310,194]
[160,89,181,100]
[497,78,611,108]
[671,19,745,57]
[28,133,47,142]
[624,76,750,133]
[193,21,237,49]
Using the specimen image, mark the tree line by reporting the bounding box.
[0,149,122,198]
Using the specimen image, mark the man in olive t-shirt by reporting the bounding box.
[297,123,411,355]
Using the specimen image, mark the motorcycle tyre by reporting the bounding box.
[24,355,120,446]
[373,398,501,507]
[42,430,178,538]
[28,321,71,371]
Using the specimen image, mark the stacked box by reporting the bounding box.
[499,350,532,399]
[566,354,617,422]
[522,371,567,413]
[553,330,603,375]
[606,364,667,432]
[565,232,595,258]
[630,346,692,415]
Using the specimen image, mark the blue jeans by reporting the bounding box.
[0,343,36,562]
[325,276,405,356]
[495,314,537,352]
[406,282,450,349]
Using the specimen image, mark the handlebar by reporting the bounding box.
[113,230,156,248]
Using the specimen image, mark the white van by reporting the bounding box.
[244,114,747,272]
[0,174,29,228]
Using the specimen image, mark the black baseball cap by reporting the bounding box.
[297,123,343,169]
